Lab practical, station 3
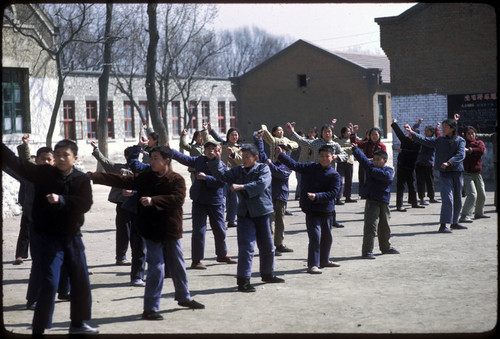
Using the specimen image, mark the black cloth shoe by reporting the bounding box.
[69,322,99,334]
[237,278,256,292]
[336,200,345,205]
[141,311,163,320]
[261,275,285,283]
[450,223,468,230]
[474,214,491,219]
[333,221,344,228]
[438,225,452,233]
[178,299,205,309]
[411,204,425,209]
[381,247,400,254]
[396,207,407,212]
[429,199,440,203]
[345,198,357,203]
[276,244,293,253]
[285,210,293,215]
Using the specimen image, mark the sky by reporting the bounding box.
[210,3,417,55]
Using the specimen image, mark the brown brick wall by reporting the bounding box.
[378,3,496,97]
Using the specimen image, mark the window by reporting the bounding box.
[62,101,76,140]
[171,101,181,136]
[377,95,387,138]
[189,100,198,131]
[107,101,114,139]
[217,101,226,134]
[229,101,237,128]
[2,67,29,134]
[124,101,135,138]
[86,101,97,139]
[297,74,308,88]
[201,101,210,125]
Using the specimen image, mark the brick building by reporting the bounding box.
[230,39,393,142]
[376,3,497,179]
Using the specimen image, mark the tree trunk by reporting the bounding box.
[97,3,113,163]
[46,54,65,148]
[146,3,168,145]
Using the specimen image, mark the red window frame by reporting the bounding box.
[62,100,76,140]
[86,100,97,139]
[107,101,115,139]
[218,101,226,134]
[124,101,135,138]
[171,101,181,137]
[229,101,237,129]
[189,100,198,131]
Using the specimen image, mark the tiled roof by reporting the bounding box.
[333,51,391,83]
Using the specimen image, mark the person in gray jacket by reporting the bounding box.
[208,143,285,292]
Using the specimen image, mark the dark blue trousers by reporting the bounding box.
[305,213,333,268]
[32,233,91,334]
[191,202,227,260]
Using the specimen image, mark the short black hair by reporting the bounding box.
[318,145,334,155]
[54,139,78,156]
[373,149,388,160]
[240,143,259,156]
[150,145,172,159]
[36,147,53,158]
[148,131,159,142]
[124,146,135,159]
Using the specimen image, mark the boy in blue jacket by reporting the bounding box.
[254,130,293,255]
[278,145,341,274]
[352,145,399,259]
[208,143,285,292]
[171,138,237,269]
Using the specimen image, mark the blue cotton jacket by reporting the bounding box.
[208,158,274,218]
[278,153,340,215]
[353,147,394,204]
[411,133,465,173]
[255,139,292,202]
[171,149,226,205]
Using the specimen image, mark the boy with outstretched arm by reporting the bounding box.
[277,144,341,274]
[2,140,97,334]
[89,145,204,321]
[208,143,285,292]
[352,144,399,259]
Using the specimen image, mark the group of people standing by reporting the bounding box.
[3,113,494,333]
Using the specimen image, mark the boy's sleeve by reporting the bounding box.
[92,148,122,173]
[391,122,407,143]
[242,164,271,198]
[151,174,186,210]
[369,166,394,184]
[313,171,341,203]
[277,152,304,173]
[171,148,196,168]
[207,158,236,184]
[268,162,292,181]
[255,138,269,163]
[58,174,93,215]
[209,129,225,143]
[2,143,37,180]
[352,147,371,170]
[17,142,31,161]
[90,172,137,189]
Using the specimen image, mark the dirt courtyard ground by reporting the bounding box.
[1,162,497,337]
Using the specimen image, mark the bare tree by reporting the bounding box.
[97,3,113,158]
[4,3,97,147]
[210,26,292,77]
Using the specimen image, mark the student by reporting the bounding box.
[171,137,237,269]
[278,144,341,274]
[208,143,285,292]
[202,122,242,228]
[391,119,425,212]
[90,141,147,287]
[254,130,294,255]
[286,121,347,228]
[260,124,299,161]
[460,126,489,222]
[405,119,467,233]
[335,126,357,204]
[350,125,387,193]
[352,145,399,259]
[412,118,440,205]
[2,140,97,334]
[90,145,204,320]
[179,129,204,183]
[294,127,317,200]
